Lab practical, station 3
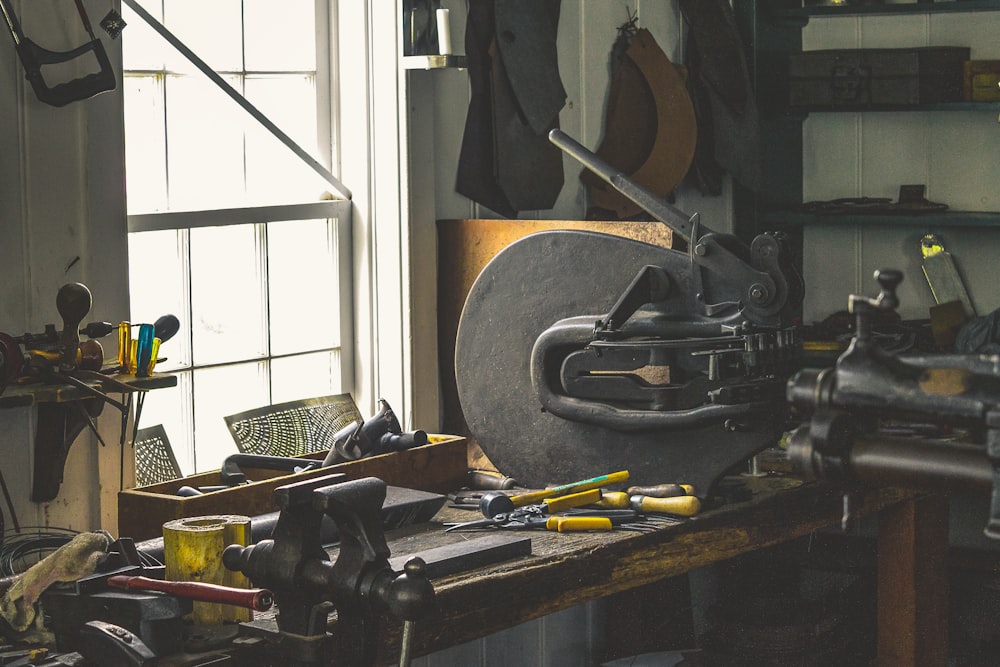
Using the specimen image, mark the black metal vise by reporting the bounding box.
[222,473,435,666]
[786,269,1000,537]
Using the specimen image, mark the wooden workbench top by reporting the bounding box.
[312,475,915,664]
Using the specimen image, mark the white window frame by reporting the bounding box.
[121,0,419,430]
[127,201,355,397]
[121,0,359,466]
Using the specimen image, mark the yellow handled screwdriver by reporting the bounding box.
[479,470,630,517]
[543,488,603,513]
[595,491,701,517]
[543,516,613,532]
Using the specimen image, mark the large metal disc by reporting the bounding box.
[455,230,779,496]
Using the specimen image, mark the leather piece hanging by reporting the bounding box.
[456,1,516,218]
[455,0,566,217]
[682,29,724,197]
[493,0,565,135]
[582,28,697,219]
[491,39,565,211]
[679,0,762,192]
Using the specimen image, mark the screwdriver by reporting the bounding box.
[595,491,701,516]
[79,321,114,338]
[445,489,603,532]
[479,470,630,517]
[540,516,612,532]
[626,483,695,498]
[153,314,180,342]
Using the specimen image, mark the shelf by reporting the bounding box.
[772,0,1000,21]
[787,101,1000,113]
[0,372,177,409]
[764,209,1000,227]
[401,54,468,70]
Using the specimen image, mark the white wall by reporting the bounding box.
[800,11,1000,322]
[0,0,129,532]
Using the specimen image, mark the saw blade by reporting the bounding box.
[455,230,782,498]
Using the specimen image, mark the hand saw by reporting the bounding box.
[0,0,116,107]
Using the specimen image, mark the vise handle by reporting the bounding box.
[107,574,274,611]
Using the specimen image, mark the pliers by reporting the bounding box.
[444,507,615,533]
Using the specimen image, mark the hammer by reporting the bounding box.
[76,567,273,612]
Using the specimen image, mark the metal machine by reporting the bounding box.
[455,130,803,497]
[787,269,1000,538]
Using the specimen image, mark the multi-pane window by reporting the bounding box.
[122,0,351,476]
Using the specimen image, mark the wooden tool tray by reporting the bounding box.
[118,435,467,541]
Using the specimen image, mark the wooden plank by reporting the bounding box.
[877,494,950,666]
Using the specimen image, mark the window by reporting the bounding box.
[122,0,352,476]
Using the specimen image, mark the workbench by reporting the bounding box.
[305,475,947,665]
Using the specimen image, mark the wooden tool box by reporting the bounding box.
[964,60,1000,102]
[118,435,467,541]
[788,46,970,109]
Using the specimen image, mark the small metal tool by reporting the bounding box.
[921,233,975,319]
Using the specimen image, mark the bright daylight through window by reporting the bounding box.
[122,0,351,477]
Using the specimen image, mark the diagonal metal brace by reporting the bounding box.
[120,0,351,201]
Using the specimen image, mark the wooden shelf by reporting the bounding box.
[401,54,468,70]
[0,372,177,409]
[786,101,1000,113]
[764,209,1000,228]
[772,0,1000,22]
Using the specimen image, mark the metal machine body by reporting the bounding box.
[786,270,1000,537]
[455,131,802,497]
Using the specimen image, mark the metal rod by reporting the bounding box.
[120,0,351,201]
[849,435,993,495]
[547,129,704,242]
[398,619,415,667]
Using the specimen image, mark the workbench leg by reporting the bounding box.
[877,494,949,667]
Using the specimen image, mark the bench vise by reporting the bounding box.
[222,474,435,666]
[787,269,1000,537]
